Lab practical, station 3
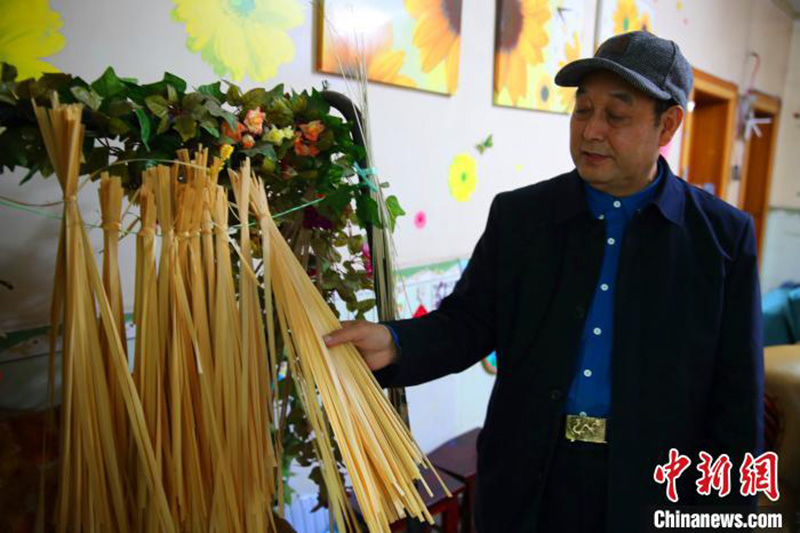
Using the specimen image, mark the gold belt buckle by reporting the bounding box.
[565,414,607,444]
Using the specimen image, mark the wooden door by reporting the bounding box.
[680,69,738,199]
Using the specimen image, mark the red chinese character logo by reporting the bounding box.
[696,451,732,497]
[654,448,692,503]
[739,451,780,501]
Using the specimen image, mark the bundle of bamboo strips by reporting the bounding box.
[36,99,173,533]
[38,97,438,533]
[247,169,448,533]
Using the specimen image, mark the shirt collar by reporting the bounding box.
[582,161,663,219]
[552,156,685,226]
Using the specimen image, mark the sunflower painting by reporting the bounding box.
[493,0,597,114]
[0,0,65,80]
[317,0,463,95]
[595,0,656,46]
[172,0,304,82]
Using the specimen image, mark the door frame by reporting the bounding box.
[739,90,782,258]
[679,69,739,201]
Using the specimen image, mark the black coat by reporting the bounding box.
[377,158,764,532]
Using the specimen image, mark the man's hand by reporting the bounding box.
[323,320,398,371]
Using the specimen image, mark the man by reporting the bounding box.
[324,31,764,532]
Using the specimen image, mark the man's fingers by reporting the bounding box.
[323,322,361,347]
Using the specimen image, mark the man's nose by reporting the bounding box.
[582,112,607,142]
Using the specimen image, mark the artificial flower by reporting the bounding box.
[242,134,255,149]
[221,120,246,143]
[293,135,319,157]
[302,206,334,230]
[243,107,265,135]
[219,143,234,161]
[265,125,295,144]
[299,120,325,142]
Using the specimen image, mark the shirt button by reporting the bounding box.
[550,389,563,400]
[607,237,616,245]
[574,306,586,319]
[601,283,609,291]
[579,411,588,416]
[584,369,592,377]
[593,327,602,336]
[598,214,605,220]
[613,200,621,208]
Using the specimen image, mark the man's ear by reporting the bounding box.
[659,106,684,147]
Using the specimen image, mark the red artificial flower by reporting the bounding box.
[299,120,325,142]
[293,134,320,157]
[221,121,247,143]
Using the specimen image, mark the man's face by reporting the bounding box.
[569,70,669,196]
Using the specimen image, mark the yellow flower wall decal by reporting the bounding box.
[494,0,552,106]
[0,0,65,79]
[612,0,640,34]
[448,153,477,202]
[405,0,463,94]
[172,0,304,82]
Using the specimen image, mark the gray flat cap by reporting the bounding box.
[555,31,693,109]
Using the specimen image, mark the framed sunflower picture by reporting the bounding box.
[493,0,597,114]
[316,0,463,95]
[595,0,655,46]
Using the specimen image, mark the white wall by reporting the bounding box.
[770,19,800,210]
[0,0,797,474]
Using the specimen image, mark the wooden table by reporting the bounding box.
[428,427,481,533]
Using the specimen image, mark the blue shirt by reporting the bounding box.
[565,162,664,417]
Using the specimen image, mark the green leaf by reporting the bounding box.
[70,87,102,110]
[385,194,406,232]
[241,142,275,159]
[225,82,242,105]
[163,72,187,94]
[173,114,197,141]
[135,109,151,150]
[0,126,5,137]
[144,95,169,119]
[204,100,238,130]
[1,63,18,82]
[241,88,271,110]
[82,145,110,175]
[18,165,39,185]
[197,81,224,101]
[166,83,178,105]
[183,93,208,120]
[157,115,170,134]
[108,117,131,135]
[108,99,134,117]
[199,117,219,138]
[91,67,127,98]
[355,195,381,229]
[267,96,294,127]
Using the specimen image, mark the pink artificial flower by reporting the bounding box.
[244,107,266,135]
